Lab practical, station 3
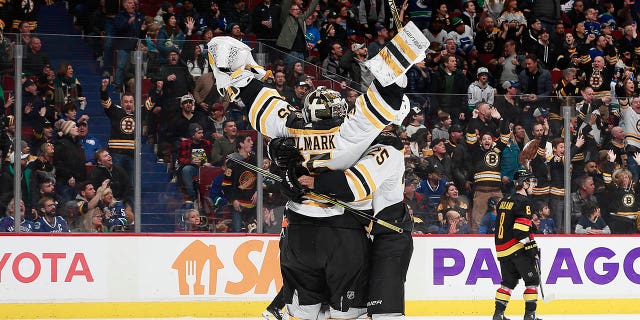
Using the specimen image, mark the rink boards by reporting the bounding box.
[0,234,639,318]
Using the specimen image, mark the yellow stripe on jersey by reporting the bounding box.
[366,87,394,121]
[355,163,376,194]
[287,126,341,135]
[523,292,539,301]
[345,169,366,200]
[393,34,418,63]
[496,242,524,257]
[260,98,281,133]
[357,96,386,130]
[378,48,403,77]
[250,88,279,129]
[514,223,530,232]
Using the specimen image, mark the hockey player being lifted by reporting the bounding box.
[207,22,429,320]
[492,169,542,320]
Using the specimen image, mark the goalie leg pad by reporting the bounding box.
[365,22,430,87]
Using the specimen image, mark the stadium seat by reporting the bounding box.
[612,30,623,41]
[313,79,333,89]
[550,70,563,84]
[197,166,224,217]
[1,75,14,92]
[478,53,495,65]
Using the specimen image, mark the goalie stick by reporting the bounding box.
[226,155,404,234]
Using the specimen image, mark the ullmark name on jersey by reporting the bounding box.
[293,134,336,151]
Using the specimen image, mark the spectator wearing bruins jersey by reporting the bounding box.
[466,102,510,233]
[100,79,135,179]
[492,170,541,320]
[603,152,640,234]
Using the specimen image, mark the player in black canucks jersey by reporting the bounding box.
[493,170,541,320]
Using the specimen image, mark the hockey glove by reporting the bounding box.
[279,166,307,202]
[523,240,539,260]
[268,137,303,168]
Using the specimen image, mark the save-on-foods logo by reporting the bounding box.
[171,239,282,295]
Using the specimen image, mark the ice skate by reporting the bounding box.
[523,310,542,320]
[262,306,286,320]
[492,311,510,320]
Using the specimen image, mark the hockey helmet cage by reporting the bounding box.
[302,86,347,123]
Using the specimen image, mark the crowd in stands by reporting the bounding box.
[0,0,640,234]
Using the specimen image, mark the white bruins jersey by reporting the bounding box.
[620,99,640,149]
[247,81,402,218]
[341,143,405,216]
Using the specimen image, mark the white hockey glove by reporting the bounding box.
[365,21,429,87]
[207,36,267,101]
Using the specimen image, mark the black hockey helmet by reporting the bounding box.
[514,169,536,187]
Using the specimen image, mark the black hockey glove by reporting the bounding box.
[279,166,307,202]
[523,240,539,260]
[268,137,303,168]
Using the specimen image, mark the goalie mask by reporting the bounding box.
[302,86,348,123]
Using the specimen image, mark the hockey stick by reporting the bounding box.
[387,0,403,32]
[226,156,404,234]
[534,253,545,301]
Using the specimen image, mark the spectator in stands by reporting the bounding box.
[22,79,45,127]
[77,119,103,166]
[478,196,500,234]
[177,0,201,34]
[431,54,468,124]
[405,106,426,138]
[271,70,293,98]
[321,41,346,82]
[185,44,209,81]
[433,3,450,31]
[54,63,84,112]
[183,208,206,231]
[81,209,107,232]
[193,72,220,118]
[73,180,108,232]
[367,25,388,58]
[416,163,448,208]
[252,0,281,45]
[202,2,226,34]
[31,117,54,154]
[211,120,238,166]
[448,17,474,54]
[24,37,49,77]
[519,54,553,130]
[460,0,480,31]
[570,175,598,231]
[227,0,251,33]
[160,47,194,108]
[439,209,470,234]
[171,94,204,143]
[203,103,226,142]
[358,0,386,38]
[341,42,372,92]
[319,12,347,61]
[157,13,186,64]
[575,200,610,234]
[406,58,430,110]
[432,111,452,141]
[496,40,522,86]
[88,149,132,205]
[288,80,310,110]
[96,187,128,231]
[285,61,307,88]
[276,0,321,68]
[222,134,257,232]
[0,149,32,212]
[33,197,70,232]
[177,123,213,201]
[468,67,496,114]
[425,137,453,182]
[605,159,640,233]
[304,12,321,58]
[534,28,557,70]
[424,17,448,54]
[53,120,86,203]
[123,41,161,94]
[113,0,146,92]
[99,79,135,179]
[534,200,556,234]
[475,17,499,56]
[0,198,33,232]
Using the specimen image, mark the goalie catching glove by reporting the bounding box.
[207,36,267,101]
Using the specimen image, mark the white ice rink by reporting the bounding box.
[31,316,639,320]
